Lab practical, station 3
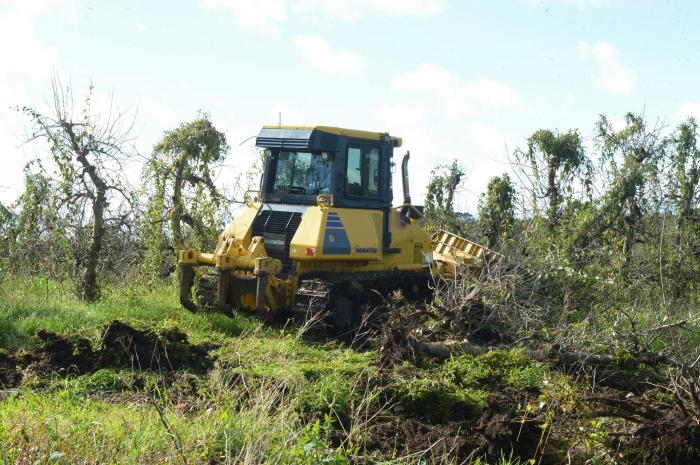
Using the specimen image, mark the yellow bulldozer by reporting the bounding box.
[178,125,497,334]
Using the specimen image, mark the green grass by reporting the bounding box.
[0,277,553,464]
[0,380,304,465]
[0,278,379,464]
[0,277,260,349]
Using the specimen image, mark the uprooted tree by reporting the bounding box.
[20,79,136,301]
[142,114,229,278]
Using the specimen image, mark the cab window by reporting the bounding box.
[346,147,380,197]
[271,151,332,195]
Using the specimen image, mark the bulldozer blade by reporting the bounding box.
[179,264,197,312]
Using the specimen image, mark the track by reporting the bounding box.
[193,268,434,339]
[291,270,434,339]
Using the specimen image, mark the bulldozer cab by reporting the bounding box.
[257,126,400,211]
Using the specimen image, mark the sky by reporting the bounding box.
[1,0,699,213]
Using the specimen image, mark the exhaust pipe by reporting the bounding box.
[401,151,411,205]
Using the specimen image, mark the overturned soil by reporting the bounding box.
[631,408,700,465]
[585,389,700,465]
[0,320,216,388]
[373,301,700,464]
[364,391,546,463]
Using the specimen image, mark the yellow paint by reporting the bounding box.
[290,206,383,261]
[220,202,260,245]
[179,195,492,314]
[289,206,433,274]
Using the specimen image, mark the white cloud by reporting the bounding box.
[372,103,426,126]
[525,0,613,8]
[464,122,509,156]
[393,63,525,116]
[201,0,444,33]
[291,0,445,21]
[201,0,287,34]
[674,101,700,121]
[578,41,637,94]
[0,0,76,17]
[0,7,60,80]
[293,35,365,74]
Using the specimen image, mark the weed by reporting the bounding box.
[291,415,349,465]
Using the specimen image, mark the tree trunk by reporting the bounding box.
[76,152,107,302]
[547,166,559,230]
[171,161,185,251]
[82,189,105,301]
[622,196,641,272]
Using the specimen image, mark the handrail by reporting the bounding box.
[316,193,334,207]
[244,190,260,207]
[393,203,425,219]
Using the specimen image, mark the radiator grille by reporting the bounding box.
[252,210,303,276]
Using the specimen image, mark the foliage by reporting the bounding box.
[299,373,354,415]
[478,173,516,248]
[394,350,548,423]
[290,415,349,465]
[394,375,488,423]
[5,166,72,278]
[514,129,590,230]
[584,113,665,272]
[142,114,229,280]
[424,159,466,232]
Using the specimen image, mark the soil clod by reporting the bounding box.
[0,320,216,387]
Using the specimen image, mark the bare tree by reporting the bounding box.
[21,77,136,301]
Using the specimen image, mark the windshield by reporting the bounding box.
[271,151,332,195]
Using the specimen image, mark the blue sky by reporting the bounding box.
[1,0,699,212]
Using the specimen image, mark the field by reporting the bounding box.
[1,276,698,465]
[3,101,700,464]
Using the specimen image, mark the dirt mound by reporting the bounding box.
[631,409,700,464]
[32,329,96,374]
[99,320,214,372]
[364,391,544,463]
[0,321,216,388]
[0,351,21,387]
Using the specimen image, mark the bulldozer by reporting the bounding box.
[178,125,496,334]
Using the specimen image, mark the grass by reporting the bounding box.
[0,276,259,349]
[0,277,545,464]
[0,278,375,464]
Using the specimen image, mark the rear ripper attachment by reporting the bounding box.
[178,233,290,319]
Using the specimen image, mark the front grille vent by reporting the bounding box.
[252,210,303,276]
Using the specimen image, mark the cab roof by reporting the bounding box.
[257,125,402,150]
